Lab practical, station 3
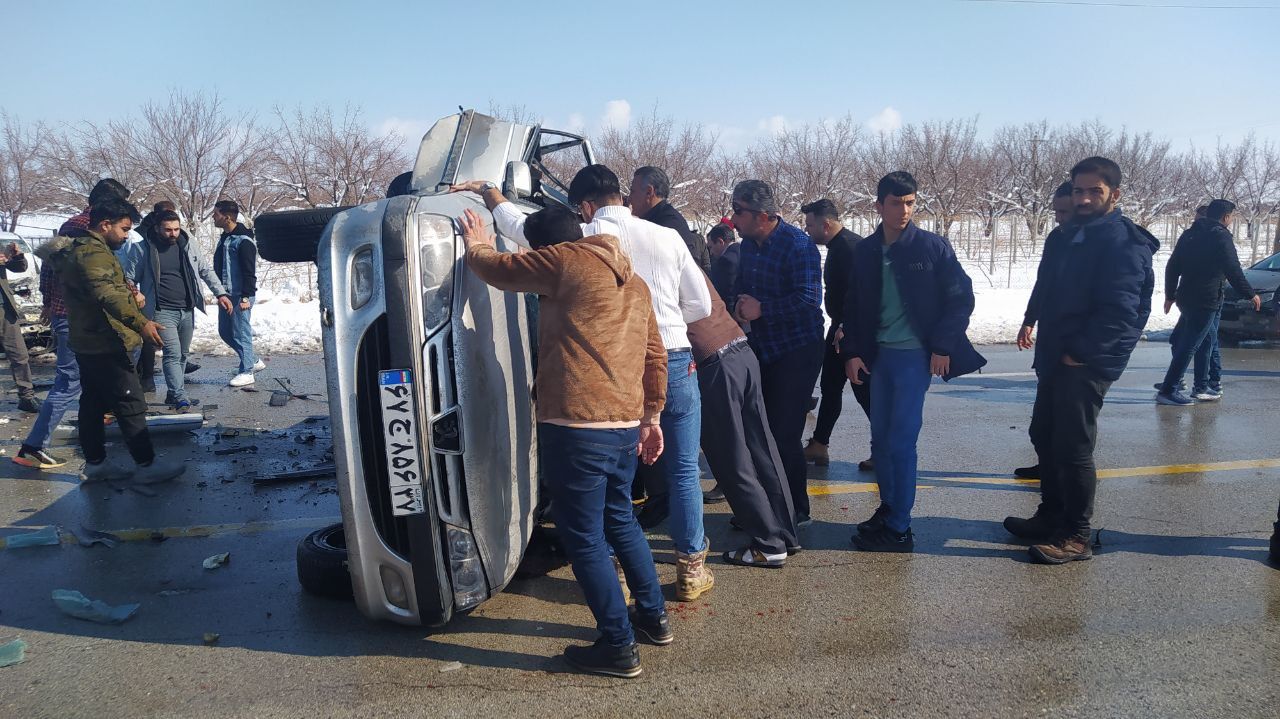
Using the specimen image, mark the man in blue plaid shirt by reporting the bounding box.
[730,180,825,526]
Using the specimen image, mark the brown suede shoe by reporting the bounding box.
[1029,534,1093,564]
[803,439,829,467]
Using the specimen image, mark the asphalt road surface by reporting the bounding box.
[1,344,1277,718]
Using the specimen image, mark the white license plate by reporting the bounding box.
[379,369,426,516]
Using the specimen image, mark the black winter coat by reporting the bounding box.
[1165,217,1254,311]
[640,201,712,273]
[823,228,862,336]
[1032,209,1158,382]
[838,223,985,380]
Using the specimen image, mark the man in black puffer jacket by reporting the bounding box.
[1007,156,1158,565]
[1156,199,1259,404]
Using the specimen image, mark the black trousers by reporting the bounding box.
[812,338,871,446]
[698,343,797,554]
[758,339,825,518]
[76,350,154,465]
[2,309,34,397]
[136,335,158,390]
[1028,365,1111,536]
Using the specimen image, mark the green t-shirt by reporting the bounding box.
[877,253,922,349]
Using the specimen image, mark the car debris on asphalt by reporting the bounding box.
[202,553,231,570]
[51,590,139,624]
[0,638,28,668]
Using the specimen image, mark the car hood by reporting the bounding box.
[1243,269,1280,293]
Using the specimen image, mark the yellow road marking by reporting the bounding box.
[6,459,1278,546]
[1,516,339,550]
[808,457,1280,496]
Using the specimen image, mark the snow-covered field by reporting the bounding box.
[19,213,1192,356]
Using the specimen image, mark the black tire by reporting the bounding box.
[297,523,354,599]
[256,207,353,263]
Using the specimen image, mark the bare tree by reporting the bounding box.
[1235,135,1280,262]
[41,120,156,213]
[0,113,53,233]
[265,104,408,210]
[898,117,981,238]
[990,121,1073,247]
[594,108,719,223]
[743,115,866,224]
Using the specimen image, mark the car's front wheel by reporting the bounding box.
[297,523,354,599]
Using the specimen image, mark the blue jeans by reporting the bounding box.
[869,347,931,534]
[658,350,705,556]
[24,317,79,449]
[1193,308,1222,392]
[155,308,194,403]
[539,423,664,647]
[1161,307,1216,393]
[218,298,256,373]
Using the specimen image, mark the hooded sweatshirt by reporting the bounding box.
[466,233,667,426]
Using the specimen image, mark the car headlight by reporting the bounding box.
[417,213,456,333]
[445,526,488,610]
[350,247,375,310]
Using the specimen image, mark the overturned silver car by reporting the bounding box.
[258,110,593,626]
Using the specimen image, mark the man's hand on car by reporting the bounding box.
[459,208,495,250]
[449,180,490,195]
[639,424,664,465]
[1250,294,1262,312]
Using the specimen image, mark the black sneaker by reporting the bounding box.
[563,638,642,678]
[184,361,201,374]
[856,504,890,534]
[17,395,41,413]
[851,526,914,553]
[140,382,156,395]
[1013,464,1040,479]
[795,513,813,528]
[1003,512,1060,542]
[12,445,67,469]
[636,494,670,530]
[702,485,727,504]
[630,610,673,646]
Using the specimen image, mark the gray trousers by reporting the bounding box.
[698,341,798,555]
[1,311,33,397]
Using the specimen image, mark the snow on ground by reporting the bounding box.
[189,290,322,357]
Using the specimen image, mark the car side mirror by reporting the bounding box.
[503,161,533,201]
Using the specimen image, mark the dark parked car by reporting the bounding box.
[1220,250,1280,341]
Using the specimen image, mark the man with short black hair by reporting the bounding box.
[731,179,825,527]
[1156,198,1259,405]
[121,210,233,410]
[840,172,985,553]
[629,166,712,273]
[212,200,263,386]
[1007,156,1157,564]
[1011,180,1077,481]
[126,200,181,393]
[800,198,869,471]
[51,199,184,485]
[706,223,739,301]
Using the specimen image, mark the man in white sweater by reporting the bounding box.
[452,165,714,600]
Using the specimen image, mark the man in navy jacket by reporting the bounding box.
[1006,156,1157,565]
[839,172,985,552]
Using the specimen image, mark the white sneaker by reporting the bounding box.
[252,359,266,372]
[229,373,255,387]
[134,458,186,485]
[80,460,134,483]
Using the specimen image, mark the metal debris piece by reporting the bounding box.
[250,464,337,486]
[438,661,463,673]
[51,590,139,624]
[202,553,231,570]
[5,526,61,549]
[0,638,28,668]
[72,525,121,548]
[213,445,258,456]
[202,632,220,646]
[269,390,291,407]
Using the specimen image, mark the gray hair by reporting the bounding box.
[732,180,779,216]
[633,166,670,199]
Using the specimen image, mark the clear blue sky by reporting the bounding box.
[7,0,1278,151]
